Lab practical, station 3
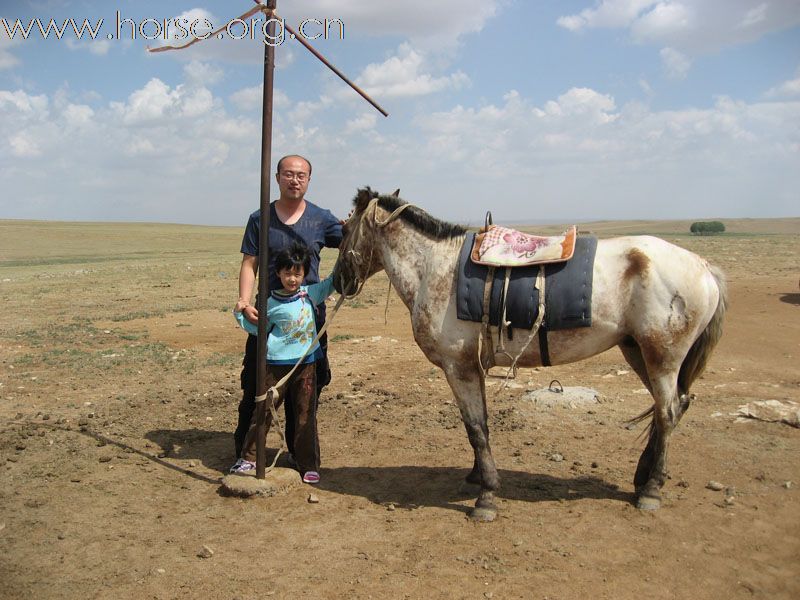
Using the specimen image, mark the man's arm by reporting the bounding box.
[236,254,259,324]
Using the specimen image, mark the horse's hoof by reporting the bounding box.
[636,495,661,511]
[458,481,481,497]
[469,506,497,522]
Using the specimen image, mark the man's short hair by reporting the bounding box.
[274,242,312,276]
[276,154,312,176]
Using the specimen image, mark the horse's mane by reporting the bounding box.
[353,187,466,240]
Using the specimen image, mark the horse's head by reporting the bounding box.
[333,187,399,296]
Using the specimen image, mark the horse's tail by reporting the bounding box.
[677,263,727,396]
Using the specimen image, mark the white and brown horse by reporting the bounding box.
[333,188,727,521]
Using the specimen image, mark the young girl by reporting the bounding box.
[230,242,334,484]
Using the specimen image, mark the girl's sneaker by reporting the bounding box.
[302,471,320,484]
[229,458,256,473]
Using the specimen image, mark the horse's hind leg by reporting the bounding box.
[619,339,690,508]
[620,341,659,490]
[442,361,499,522]
[634,368,686,510]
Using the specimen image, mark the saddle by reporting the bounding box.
[457,213,596,371]
[471,213,577,267]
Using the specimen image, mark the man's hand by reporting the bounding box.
[236,303,258,325]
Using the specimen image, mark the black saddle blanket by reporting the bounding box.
[456,232,597,331]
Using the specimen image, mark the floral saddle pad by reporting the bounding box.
[470,224,577,267]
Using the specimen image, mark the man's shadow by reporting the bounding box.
[145,428,233,473]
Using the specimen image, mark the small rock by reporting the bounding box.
[784,481,793,490]
[706,481,725,491]
[724,496,735,506]
[591,461,599,468]
[78,418,89,426]
[57,533,66,540]
[197,545,214,559]
[677,480,690,488]
[98,456,112,463]
[513,540,523,547]
[724,486,736,497]
[156,568,166,575]
[307,494,319,504]
[15,444,25,451]
[549,453,564,463]
[386,503,395,511]
[188,461,196,468]
[42,414,50,421]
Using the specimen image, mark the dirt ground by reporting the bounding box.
[1,219,798,599]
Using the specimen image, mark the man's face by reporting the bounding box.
[276,156,311,202]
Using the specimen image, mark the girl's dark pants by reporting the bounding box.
[234,306,330,459]
[240,362,320,473]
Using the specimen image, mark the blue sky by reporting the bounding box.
[1,0,798,226]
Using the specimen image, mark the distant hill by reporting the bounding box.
[511,217,800,236]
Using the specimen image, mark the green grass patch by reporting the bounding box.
[331,334,355,342]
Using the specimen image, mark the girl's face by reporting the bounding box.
[278,265,304,293]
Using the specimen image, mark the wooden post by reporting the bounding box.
[255,0,278,480]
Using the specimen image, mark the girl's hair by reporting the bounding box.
[274,242,311,275]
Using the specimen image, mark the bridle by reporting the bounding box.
[338,197,413,299]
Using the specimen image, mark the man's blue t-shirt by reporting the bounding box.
[240,200,342,292]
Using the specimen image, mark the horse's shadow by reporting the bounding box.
[141,431,633,511]
[779,293,800,306]
[316,465,633,514]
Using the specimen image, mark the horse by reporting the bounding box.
[332,187,727,522]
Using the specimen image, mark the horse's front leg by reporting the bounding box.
[442,360,499,522]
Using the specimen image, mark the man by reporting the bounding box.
[234,155,343,460]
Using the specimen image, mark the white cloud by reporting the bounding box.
[183,60,224,86]
[281,0,502,48]
[0,90,48,115]
[557,0,658,31]
[0,28,21,69]
[62,104,94,127]
[344,112,376,134]
[230,86,289,111]
[765,67,800,98]
[9,132,41,157]
[1,69,797,225]
[65,39,110,56]
[739,3,768,29]
[559,1,800,57]
[355,44,469,99]
[540,88,618,123]
[110,78,214,125]
[660,47,691,80]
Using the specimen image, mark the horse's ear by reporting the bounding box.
[392,189,400,197]
[353,187,377,212]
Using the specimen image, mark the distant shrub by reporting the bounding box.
[690,221,726,235]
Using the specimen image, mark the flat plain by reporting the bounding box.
[1,216,798,599]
